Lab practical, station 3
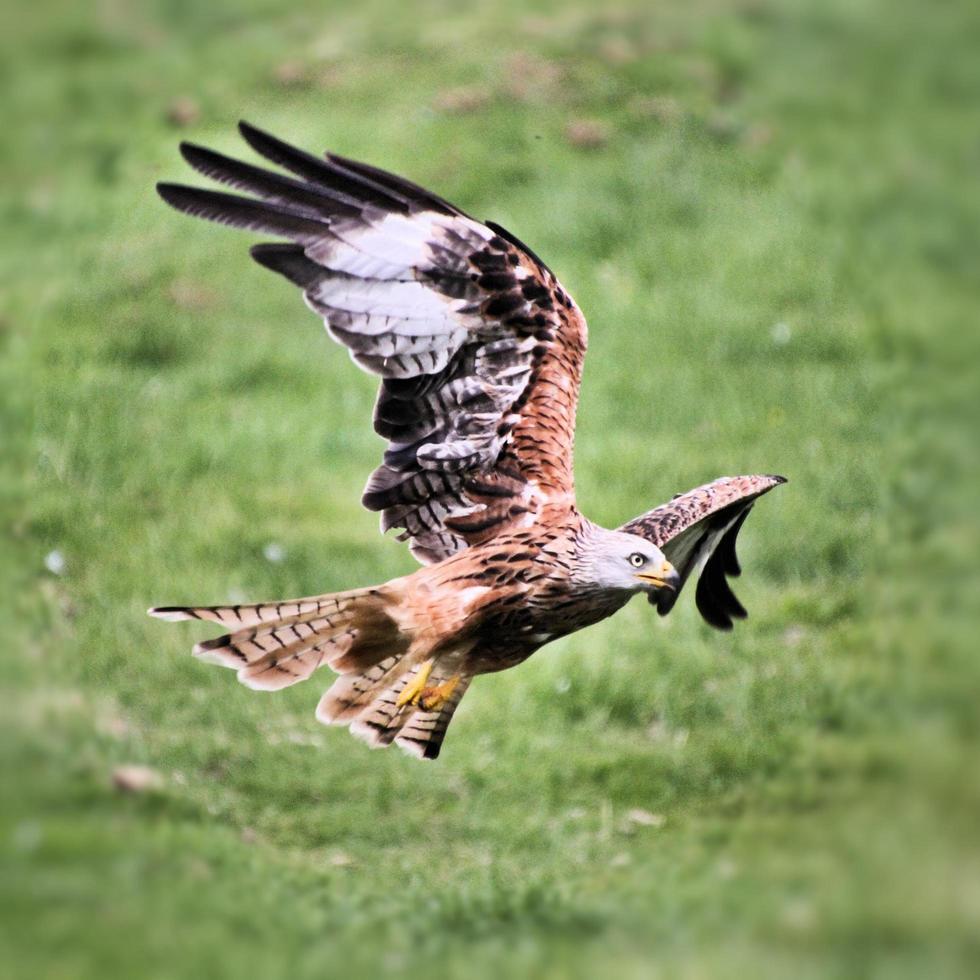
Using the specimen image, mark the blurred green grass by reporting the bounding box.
[3,0,978,977]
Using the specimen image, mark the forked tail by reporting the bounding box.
[149,586,470,759]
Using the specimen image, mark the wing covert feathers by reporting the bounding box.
[158,122,587,564]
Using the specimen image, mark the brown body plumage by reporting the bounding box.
[150,124,785,759]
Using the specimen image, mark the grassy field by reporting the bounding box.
[4,0,978,976]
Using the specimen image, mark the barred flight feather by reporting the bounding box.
[157,122,586,564]
[237,122,414,212]
[237,632,353,692]
[191,613,344,668]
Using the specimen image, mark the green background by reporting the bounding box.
[3,0,977,976]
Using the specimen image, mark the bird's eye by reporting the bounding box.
[628,553,646,568]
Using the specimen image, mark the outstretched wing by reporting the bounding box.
[157,122,587,564]
[620,474,786,630]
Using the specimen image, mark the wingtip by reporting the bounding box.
[177,140,208,167]
[156,182,189,208]
[237,119,267,147]
[770,474,788,485]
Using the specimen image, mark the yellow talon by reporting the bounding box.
[419,674,461,712]
[396,660,433,708]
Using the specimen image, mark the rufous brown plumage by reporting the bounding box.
[150,124,785,759]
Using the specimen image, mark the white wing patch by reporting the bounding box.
[307,212,492,281]
[159,124,580,565]
[307,276,473,323]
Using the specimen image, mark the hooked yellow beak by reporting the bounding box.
[635,559,680,592]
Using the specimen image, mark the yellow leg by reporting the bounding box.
[419,674,461,712]
[396,660,433,708]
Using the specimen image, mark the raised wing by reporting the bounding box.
[157,123,587,564]
[620,474,786,630]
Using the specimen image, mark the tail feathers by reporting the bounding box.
[151,585,407,694]
[321,659,472,760]
[394,675,471,760]
[149,589,372,629]
[190,612,353,672]
[237,629,356,692]
[194,614,358,692]
[346,666,421,747]
[151,582,470,759]
[315,653,412,724]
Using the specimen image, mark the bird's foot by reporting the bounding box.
[419,674,461,712]
[396,660,433,708]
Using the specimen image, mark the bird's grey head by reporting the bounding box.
[580,529,680,596]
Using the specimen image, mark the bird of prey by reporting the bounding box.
[150,122,785,760]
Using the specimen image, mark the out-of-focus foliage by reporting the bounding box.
[2,0,977,977]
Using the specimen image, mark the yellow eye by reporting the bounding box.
[629,553,646,568]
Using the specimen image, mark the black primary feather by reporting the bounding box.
[249,243,324,288]
[327,150,464,217]
[238,121,410,213]
[155,183,327,242]
[179,142,364,219]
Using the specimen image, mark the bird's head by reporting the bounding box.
[582,530,680,596]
